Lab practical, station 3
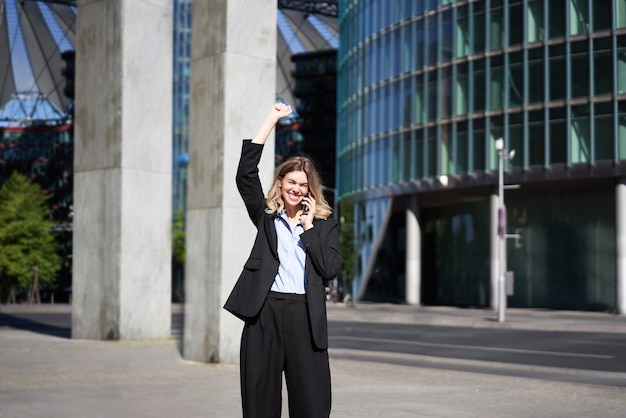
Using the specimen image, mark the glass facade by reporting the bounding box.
[172,0,192,213]
[338,0,626,310]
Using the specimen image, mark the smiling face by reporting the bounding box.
[279,170,309,211]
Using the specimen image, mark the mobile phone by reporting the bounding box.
[302,194,309,214]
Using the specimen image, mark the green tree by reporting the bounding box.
[171,208,186,302]
[0,172,60,302]
[172,208,186,266]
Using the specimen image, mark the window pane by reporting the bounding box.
[474,60,486,112]
[571,105,591,164]
[473,5,485,53]
[549,51,566,101]
[529,110,545,165]
[509,52,523,107]
[456,5,470,58]
[509,4,523,45]
[490,7,504,50]
[549,0,566,38]
[403,77,413,127]
[414,74,424,123]
[473,118,485,171]
[550,108,567,164]
[618,0,626,28]
[442,10,453,62]
[490,56,503,109]
[593,0,612,31]
[441,66,452,118]
[594,49,613,96]
[528,53,545,103]
[569,0,589,36]
[527,0,545,42]
[456,63,469,115]
[595,103,614,161]
[571,47,589,98]
[427,15,437,66]
[427,70,437,121]
[456,122,468,172]
[509,116,524,168]
[415,19,424,69]
[403,131,413,181]
[428,127,437,177]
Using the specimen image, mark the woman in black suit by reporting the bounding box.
[224,102,341,418]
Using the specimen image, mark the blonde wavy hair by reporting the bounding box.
[265,154,333,219]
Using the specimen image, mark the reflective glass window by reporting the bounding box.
[490,4,504,50]
[414,129,424,178]
[402,77,413,127]
[489,55,503,110]
[509,52,523,107]
[508,112,524,168]
[441,123,452,175]
[549,0,566,38]
[472,119,486,171]
[549,45,566,101]
[427,14,438,66]
[456,121,468,173]
[570,41,589,98]
[414,74,424,124]
[456,5,470,58]
[456,62,469,115]
[442,9,453,62]
[427,127,437,177]
[569,0,589,36]
[549,107,567,164]
[441,66,452,118]
[618,0,626,28]
[392,134,402,183]
[509,2,523,45]
[402,23,414,73]
[617,36,626,94]
[473,2,486,53]
[393,29,402,76]
[427,70,437,121]
[473,60,486,112]
[571,104,591,163]
[527,0,545,42]
[414,19,425,69]
[402,131,413,181]
[619,101,626,160]
[594,102,614,161]
[528,47,545,103]
[593,0,612,31]
[529,110,545,165]
[594,37,613,96]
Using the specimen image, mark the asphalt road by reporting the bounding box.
[328,320,626,387]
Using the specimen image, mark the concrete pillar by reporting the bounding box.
[184,0,277,363]
[617,179,626,315]
[406,194,421,305]
[490,190,499,311]
[72,0,172,339]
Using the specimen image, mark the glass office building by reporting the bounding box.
[337,0,626,312]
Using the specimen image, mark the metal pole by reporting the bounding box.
[497,149,506,322]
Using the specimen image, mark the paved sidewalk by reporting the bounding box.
[1,303,625,417]
[326,302,626,333]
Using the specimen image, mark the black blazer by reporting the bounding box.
[224,140,341,350]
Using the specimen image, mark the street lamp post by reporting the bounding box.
[495,138,515,323]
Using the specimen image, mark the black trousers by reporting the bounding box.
[240,291,331,418]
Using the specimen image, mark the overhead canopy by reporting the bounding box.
[0,0,76,123]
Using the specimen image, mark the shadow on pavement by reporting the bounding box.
[0,312,71,339]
